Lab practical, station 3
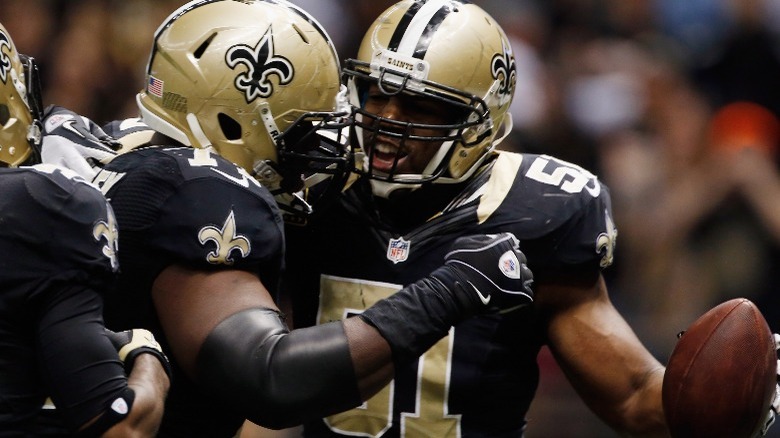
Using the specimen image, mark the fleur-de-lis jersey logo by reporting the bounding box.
[0,30,11,84]
[198,209,251,265]
[596,209,617,268]
[491,40,516,101]
[92,204,119,271]
[225,27,294,103]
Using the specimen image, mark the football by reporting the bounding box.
[663,298,777,437]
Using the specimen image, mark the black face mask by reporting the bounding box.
[18,54,43,122]
[273,112,355,218]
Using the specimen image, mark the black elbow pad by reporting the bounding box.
[196,308,362,429]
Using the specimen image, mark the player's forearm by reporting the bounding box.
[342,316,394,399]
[193,271,455,427]
[103,354,170,437]
[617,366,669,437]
[195,262,512,429]
[196,308,364,429]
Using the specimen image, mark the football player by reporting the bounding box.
[39,1,535,437]
[282,1,670,436]
[0,22,171,436]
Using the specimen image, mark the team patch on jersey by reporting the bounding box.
[198,209,251,265]
[596,209,617,268]
[498,250,521,279]
[386,237,410,264]
[92,204,119,271]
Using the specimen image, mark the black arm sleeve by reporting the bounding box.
[359,265,469,366]
[195,308,362,429]
[37,284,129,433]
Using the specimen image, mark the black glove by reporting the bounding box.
[359,232,534,365]
[40,106,119,178]
[104,328,172,379]
[436,233,534,314]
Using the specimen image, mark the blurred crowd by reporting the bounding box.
[3,0,780,436]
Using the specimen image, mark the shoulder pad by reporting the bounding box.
[103,118,157,154]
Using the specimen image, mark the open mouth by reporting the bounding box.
[368,140,408,173]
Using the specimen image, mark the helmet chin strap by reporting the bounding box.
[186,113,212,148]
[366,138,454,199]
[369,179,409,199]
[137,93,224,152]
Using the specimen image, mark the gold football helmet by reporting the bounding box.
[344,0,516,197]
[0,22,43,167]
[137,0,351,214]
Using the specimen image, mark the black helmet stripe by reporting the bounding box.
[388,1,423,52]
[388,0,465,59]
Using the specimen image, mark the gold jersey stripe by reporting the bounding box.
[477,152,523,224]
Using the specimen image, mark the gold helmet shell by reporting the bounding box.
[344,0,516,194]
[0,22,42,167]
[137,0,351,205]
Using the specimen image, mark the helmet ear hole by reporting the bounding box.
[218,113,241,140]
[0,105,9,126]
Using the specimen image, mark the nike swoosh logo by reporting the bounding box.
[469,281,491,305]
[62,120,86,139]
[209,167,262,189]
[210,168,250,187]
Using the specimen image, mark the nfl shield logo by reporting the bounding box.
[387,237,410,264]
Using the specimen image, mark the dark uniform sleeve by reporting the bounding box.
[544,180,616,269]
[96,148,288,435]
[100,147,286,307]
[491,153,618,278]
[151,176,285,273]
[0,167,130,433]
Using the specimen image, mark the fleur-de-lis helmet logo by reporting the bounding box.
[490,39,516,99]
[225,26,294,103]
[0,30,12,84]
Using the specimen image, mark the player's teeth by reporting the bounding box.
[375,144,396,154]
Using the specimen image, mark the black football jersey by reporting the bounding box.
[87,122,285,437]
[0,165,124,434]
[284,151,617,437]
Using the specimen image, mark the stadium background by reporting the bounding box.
[3,0,780,436]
